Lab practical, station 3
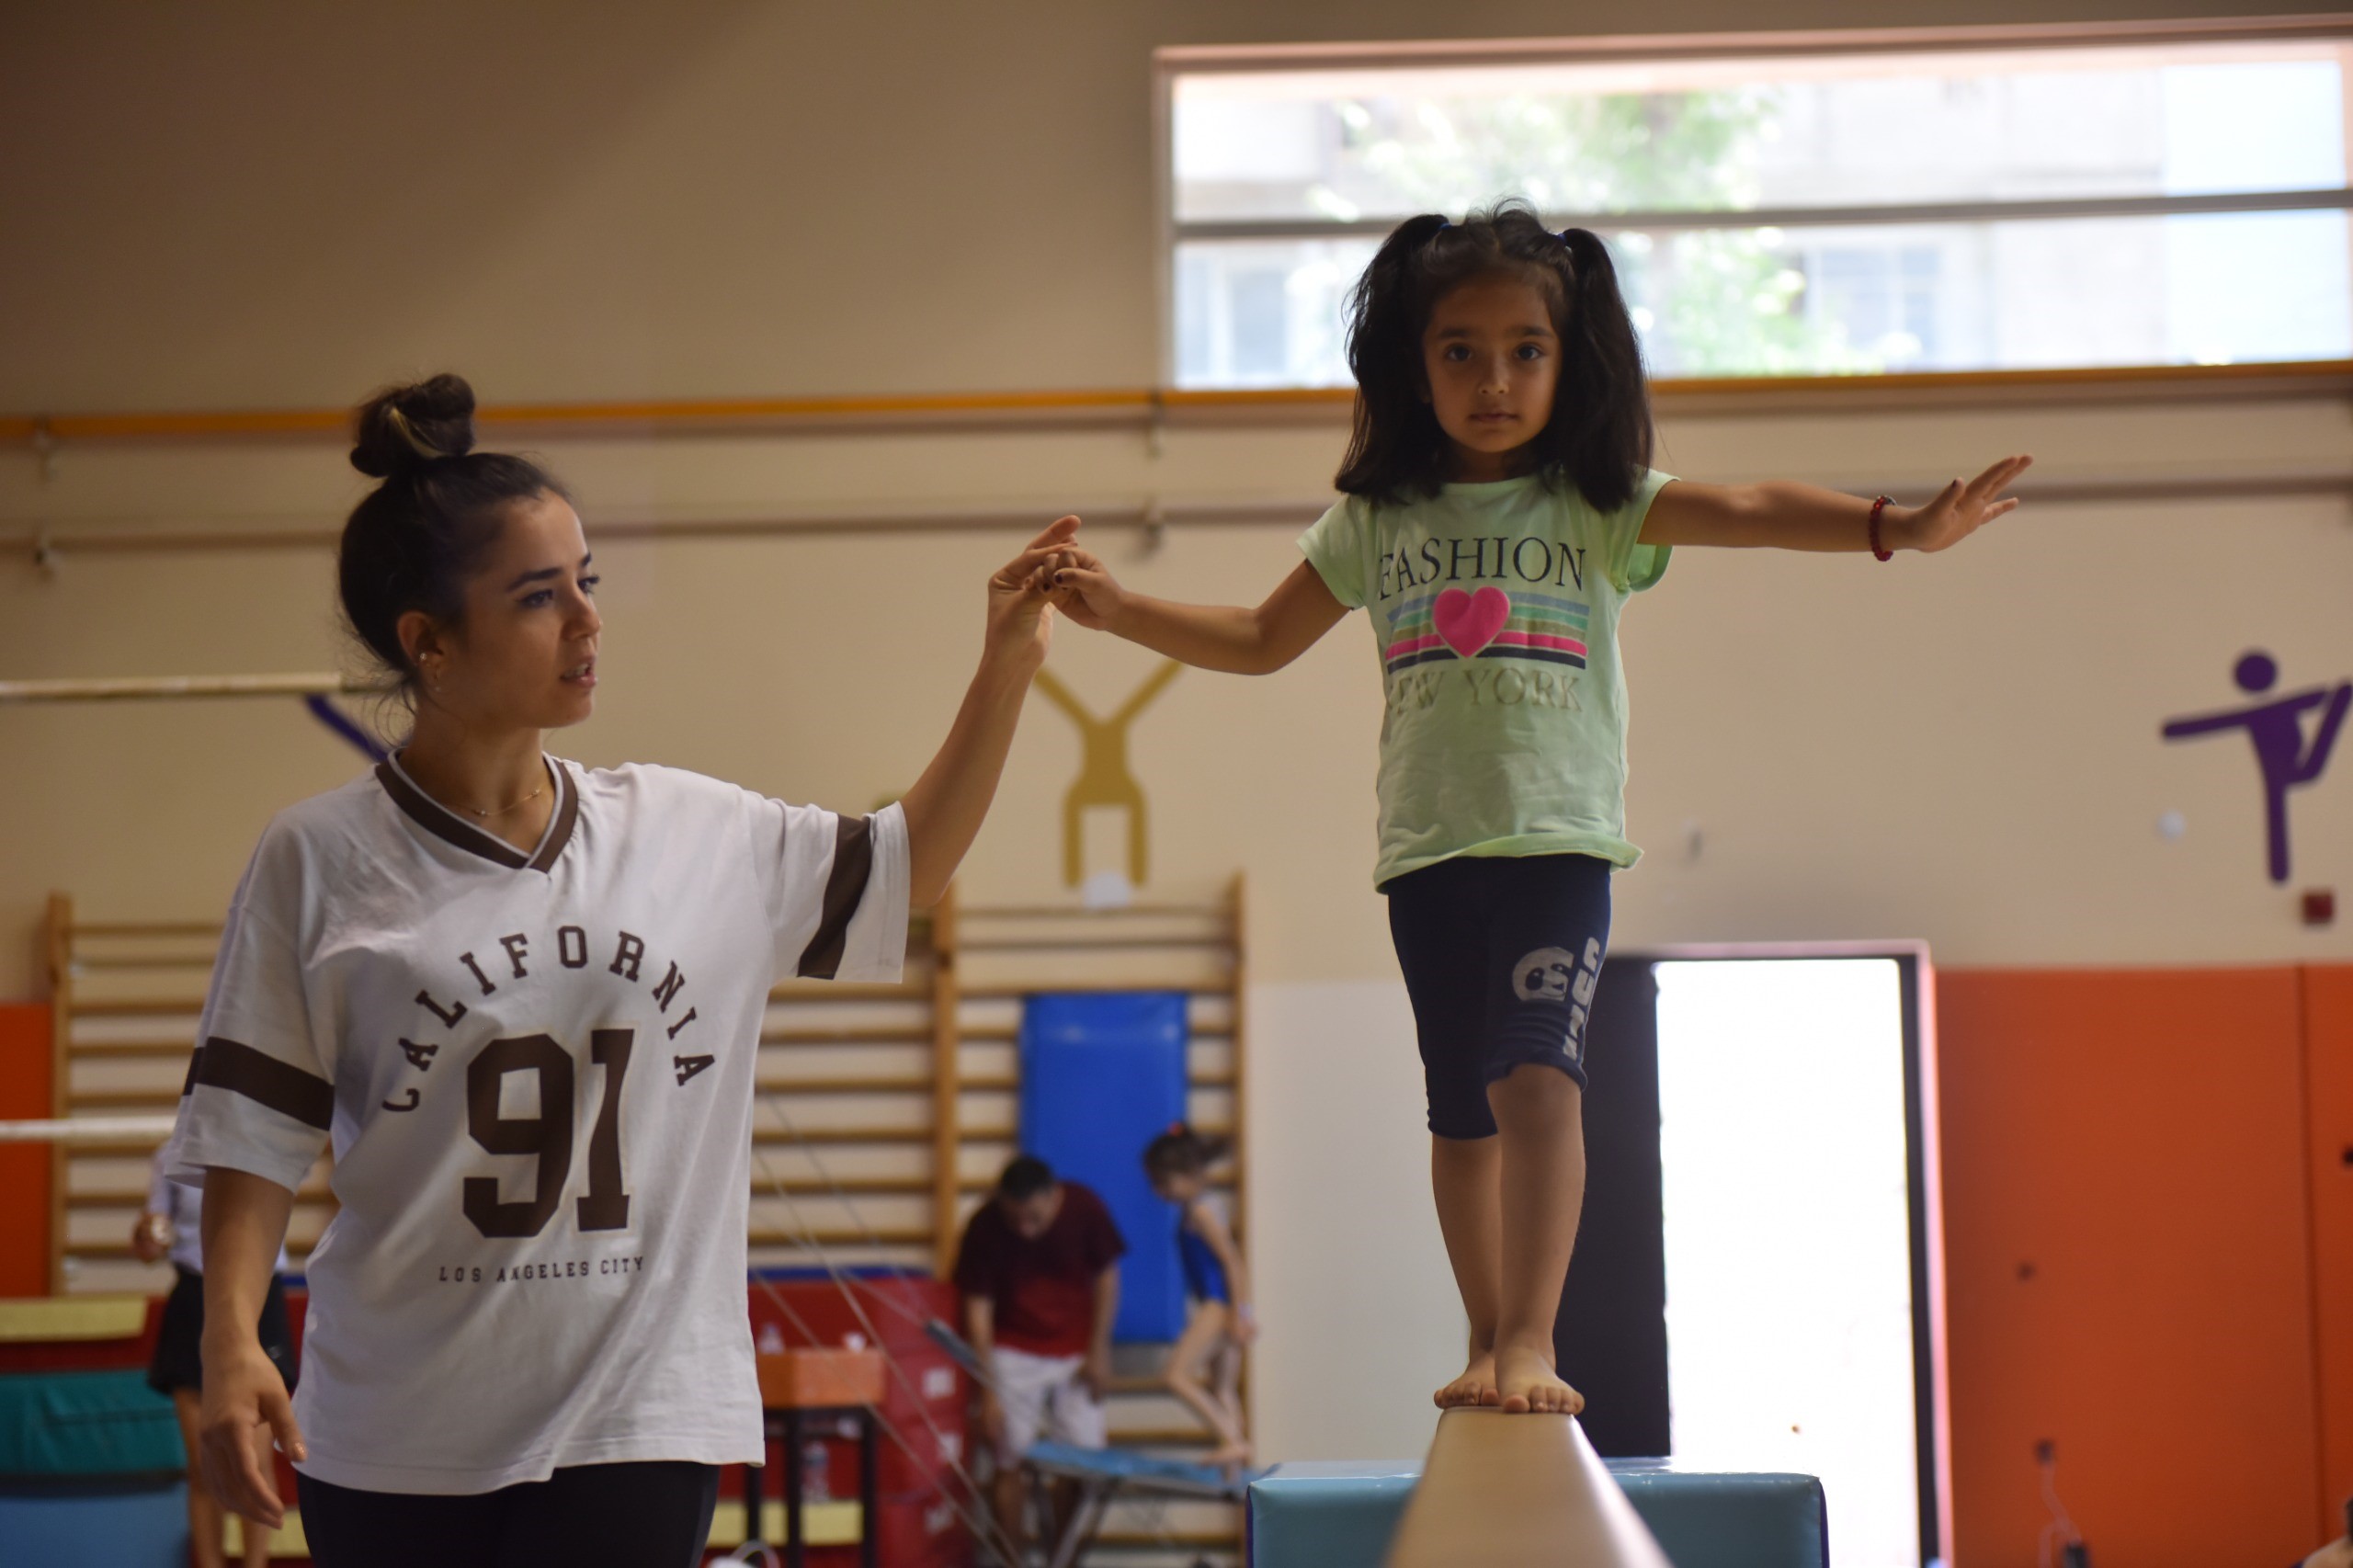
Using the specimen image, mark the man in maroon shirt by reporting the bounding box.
[954,1154,1125,1549]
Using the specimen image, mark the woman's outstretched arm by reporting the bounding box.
[897,517,1072,908]
[1641,454,2031,553]
[1050,548,1349,676]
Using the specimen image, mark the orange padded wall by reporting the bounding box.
[1938,968,2319,1568]
[2305,965,2353,1542]
[0,1003,53,1296]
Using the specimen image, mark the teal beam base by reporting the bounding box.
[1249,1454,1827,1568]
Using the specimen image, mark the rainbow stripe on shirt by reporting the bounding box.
[1382,590,1590,674]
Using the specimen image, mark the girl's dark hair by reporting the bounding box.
[1334,200,1652,511]
[339,374,567,688]
[1142,1123,1231,1182]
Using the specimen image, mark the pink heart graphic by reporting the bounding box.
[1432,585,1512,659]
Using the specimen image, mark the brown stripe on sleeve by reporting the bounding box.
[795,813,875,980]
[189,1037,335,1131]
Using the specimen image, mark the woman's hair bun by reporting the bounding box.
[351,374,480,479]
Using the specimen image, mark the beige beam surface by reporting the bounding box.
[1386,1409,1673,1568]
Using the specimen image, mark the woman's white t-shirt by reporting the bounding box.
[164,757,910,1494]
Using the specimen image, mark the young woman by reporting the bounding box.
[1141,1124,1253,1469]
[171,374,1072,1566]
[1044,204,2028,1417]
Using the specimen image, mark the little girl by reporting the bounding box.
[1142,1125,1254,1468]
[1048,202,2027,1416]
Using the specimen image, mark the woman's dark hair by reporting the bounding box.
[339,374,567,689]
[1334,200,1652,511]
[1142,1123,1231,1183]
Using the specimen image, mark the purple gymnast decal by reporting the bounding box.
[2162,651,2350,883]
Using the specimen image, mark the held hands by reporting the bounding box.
[1891,454,2032,553]
[984,516,1083,672]
[1037,525,1126,631]
[199,1334,302,1529]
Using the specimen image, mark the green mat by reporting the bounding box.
[0,1370,185,1484]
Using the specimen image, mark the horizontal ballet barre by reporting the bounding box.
[4,358,2347,449]
[0,1116,178,1143]
[0,673,383,704]
[1385,1410,1671,1568]
[8,465,2353,569]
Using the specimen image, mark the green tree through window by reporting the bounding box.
[1324,89,1869,375]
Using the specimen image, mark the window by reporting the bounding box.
[1654,958,1925,1568]
[1164,29,2353,385]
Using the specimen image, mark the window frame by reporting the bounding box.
[1153,16,2353,395]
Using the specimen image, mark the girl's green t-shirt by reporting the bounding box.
[1300,470,1675,889]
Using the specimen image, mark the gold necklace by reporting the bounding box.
[463,772,548,819]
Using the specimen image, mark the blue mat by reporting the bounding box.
[0,1484,188,1567]
[1027,1439,1260,1498]
[0,1371,189,1568]
[1018,992,1189,1343]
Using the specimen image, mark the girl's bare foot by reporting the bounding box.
[1495,1337,1583,1415]
[1205,1439,1253,1471]
[1435,1348,1498,1409]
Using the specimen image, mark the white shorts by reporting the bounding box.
[993,1346,1107,1460]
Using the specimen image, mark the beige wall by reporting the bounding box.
[0,0,2317,411]
[3,0,2347,993]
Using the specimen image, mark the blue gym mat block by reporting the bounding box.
[1610,1460,1830,1568]
[1247,1460,1423,1567]
[1018,991,1188,1343]
[0,1483,189,1568]
[1247,1456,1828,1568]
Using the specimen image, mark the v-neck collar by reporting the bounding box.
[375,753,578,874]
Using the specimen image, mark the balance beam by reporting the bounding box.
[1384,1410,1673,1568]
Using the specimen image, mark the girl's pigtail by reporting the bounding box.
[1336,213,1455,501]
[1552,227,1654,514]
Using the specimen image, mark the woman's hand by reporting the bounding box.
[1231,1306,1260,1346]
[1893,455,2032,553]
[984,516,1078,671]
[199,1332,302,1528]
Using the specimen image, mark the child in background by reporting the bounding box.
[132,1148,293,1568]
[1142,1124,1253,1469]
[1051,201,2026,1416]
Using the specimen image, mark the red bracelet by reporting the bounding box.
[1868,494,1895,562]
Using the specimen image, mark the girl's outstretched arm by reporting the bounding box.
[1048,545,1348,676]
[898,517,1072,907]
[1641,455,2031,554]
